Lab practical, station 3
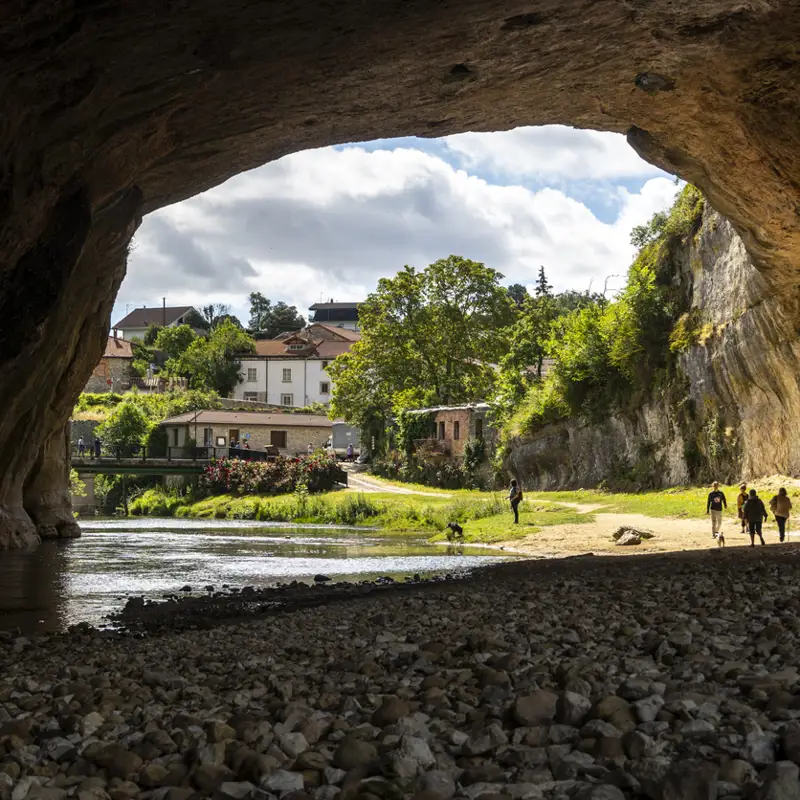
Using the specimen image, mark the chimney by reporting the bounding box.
[113,328,118,341]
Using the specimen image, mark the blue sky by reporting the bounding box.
[115,126,678,327]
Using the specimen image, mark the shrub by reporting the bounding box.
[201,454,341,496]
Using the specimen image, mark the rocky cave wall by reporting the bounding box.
[505,206,800,490]
[2,1,800,546]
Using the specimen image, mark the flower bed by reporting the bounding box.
[202,454,341,495]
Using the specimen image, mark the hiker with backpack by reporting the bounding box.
[509,479,523,524]
[743,488,769,547]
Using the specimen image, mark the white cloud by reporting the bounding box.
[443,126,665,180]
[116,128,678,326]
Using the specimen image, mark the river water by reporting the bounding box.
[0,519,514,632]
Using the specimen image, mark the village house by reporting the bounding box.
[160,410,332,456]
[83,334,136,393]
[233,323,360,407]
[112,305,201,340]
[406,403,496,459]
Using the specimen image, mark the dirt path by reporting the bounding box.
[344,469,450,497]
[501,511,791,556]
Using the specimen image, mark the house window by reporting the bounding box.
[288,344,305,351]
[281,394,293,406]
[476,418,483,438]
[243,392,258,401]
[438,421,446,440]
[282,368,292,382]
[247,368,257,382]
[228,429,240,444]
[320,382,330,395]
[453,421,460,440]
[203,428,213,446]
[271,430,287,449]
[321,360,329,369]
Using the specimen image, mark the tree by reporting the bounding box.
[248,292,305,338]
[507,283,529,308]
[201,303,231,329]
[183,308,210,331]
[96,402,152,454]
[143,323,163,346]
[154,324,196,360]
[329,255,514,431]
[169,319,255,396]
[630,211,668,249]
[248,292,271,332]
[535,266,553,297]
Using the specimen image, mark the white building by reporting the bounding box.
[112,305,200,340]
[233,323,359,407]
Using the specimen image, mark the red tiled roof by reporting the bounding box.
[102,336,134,359]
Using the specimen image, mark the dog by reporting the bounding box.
[445,521,464,541]
[718,531,725,548]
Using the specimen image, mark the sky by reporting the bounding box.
[113,125,679,328]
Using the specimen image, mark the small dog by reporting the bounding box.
[718,531,725,548]
[445,521,464,541]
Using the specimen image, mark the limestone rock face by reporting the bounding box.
[506,206,800,488]
[1,1,800,544]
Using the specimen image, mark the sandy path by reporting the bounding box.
[500,511,791,556]
[344,470,450,497]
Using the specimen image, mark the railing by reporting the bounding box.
[70,445,279,462]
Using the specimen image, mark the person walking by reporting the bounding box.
[770,487,792,543]
[346,443,354,462]
[736,483,748,535]
[706,481,727,539]
[307,443,314,456]
[93,437,101,459]
[743,488,768,547]
[509,479,522,524]
[77,436,85,457]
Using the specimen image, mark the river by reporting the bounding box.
[0,519,515,632]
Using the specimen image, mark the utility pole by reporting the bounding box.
[162,297,166,327]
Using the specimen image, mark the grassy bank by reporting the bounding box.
[128,478,799,546]
[129,488,591,543]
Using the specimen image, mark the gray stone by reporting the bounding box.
[633,695,665,723]
[416,771,456,799]
[557,693,591,727]
[332,739,378,771]
[615,532,641,546]
[514,691,559,727]
[279,733,309,759]
[662,759,718,800]
[260,771,304,794]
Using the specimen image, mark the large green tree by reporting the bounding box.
[96,402,152,453]
[329,256,513,431]
[169,319,255,396]
[154,324,196,360]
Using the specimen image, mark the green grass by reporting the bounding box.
[129,487,586,543]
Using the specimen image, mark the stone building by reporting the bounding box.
[160,410,332,457]
[83,335,136,393]
[407,403,495,459]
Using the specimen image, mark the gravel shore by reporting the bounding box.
[4,546,800,800]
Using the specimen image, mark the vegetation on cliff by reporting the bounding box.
[502,185,705,437]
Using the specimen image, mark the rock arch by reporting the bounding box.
[1,0,799,546]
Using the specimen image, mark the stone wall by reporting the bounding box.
[506,207,800,489]
[174,423,331,457]
[84,357,135,393]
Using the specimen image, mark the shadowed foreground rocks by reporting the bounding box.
[2,0,800,546]
[4,548,800,799]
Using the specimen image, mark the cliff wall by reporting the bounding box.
[506,208,800,489]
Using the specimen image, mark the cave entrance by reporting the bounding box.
[1,1,799,547]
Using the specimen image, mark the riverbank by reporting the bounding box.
[5,546,800,800]
[127,478,800,550]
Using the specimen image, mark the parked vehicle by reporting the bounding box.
[327,422,361,460]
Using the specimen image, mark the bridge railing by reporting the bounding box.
[70,444,280,462]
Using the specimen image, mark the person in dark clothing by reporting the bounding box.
[706,481,727,539]
[93,437,101,458]
[509,479,522,524]
[743,488,768,547]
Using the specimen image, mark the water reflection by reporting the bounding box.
[0,520,512,632]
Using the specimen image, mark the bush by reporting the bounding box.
[202,454,341,496]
